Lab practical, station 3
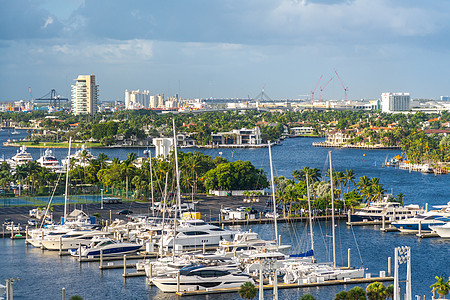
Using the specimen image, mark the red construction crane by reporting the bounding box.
[311,75,323,104]
[334,68,348,102]
[320,76,333,102]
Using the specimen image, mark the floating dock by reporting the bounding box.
[175,276,394,296]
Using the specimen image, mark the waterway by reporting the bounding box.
[0,131,449,299]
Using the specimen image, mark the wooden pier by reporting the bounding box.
[175,276,394,296]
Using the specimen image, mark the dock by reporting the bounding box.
[211,215,345,226]
[175,276,394,296]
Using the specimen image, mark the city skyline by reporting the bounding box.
[1,0,450,102]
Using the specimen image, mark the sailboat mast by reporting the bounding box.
[172,118,181,212]
[64,137,72,223]
[306,175,315,261]
[329,151,336,268]
[172,118,181,259]
[268,142,278,248]
[149,150,154,216]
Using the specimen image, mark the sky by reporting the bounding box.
[1,0,450,102]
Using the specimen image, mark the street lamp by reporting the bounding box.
[101,189,104,210]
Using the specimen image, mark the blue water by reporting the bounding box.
[0,135,449,299]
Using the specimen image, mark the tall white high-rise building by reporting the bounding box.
[381,92,410,113]
[71,75,98,115]
[125,89,150,109]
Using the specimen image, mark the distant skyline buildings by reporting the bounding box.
[381,92,411,113]
[71,75,98,115]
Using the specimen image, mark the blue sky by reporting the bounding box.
[1,0,450,102]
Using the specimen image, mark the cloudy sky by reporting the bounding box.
[1,0,450,102]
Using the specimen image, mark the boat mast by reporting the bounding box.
[172,118,181,259]
[268,141,278,249]
[173,118,181,212]
[329,151,336,268]
[306,175,315,262]
[149,150,154,216]
[64,137,72,223]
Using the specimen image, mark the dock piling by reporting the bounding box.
[176,271,180,293]
[62,287,65,300]
[202,243,205,254]
[59,236,62,256]
[123,255,127,277]
[100,249,103,268]
[348,248,351,269]
[418,221,422,237]
[388,257,391,277]
[78,244,82,265]
[382,216,385,231]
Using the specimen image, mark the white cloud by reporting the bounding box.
[42,16,54,29]
[50,39,154,63]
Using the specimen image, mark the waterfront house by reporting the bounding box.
[211,127,262,146]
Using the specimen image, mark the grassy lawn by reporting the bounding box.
[16,141,104,148]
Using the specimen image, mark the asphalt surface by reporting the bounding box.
[0,195,271,227]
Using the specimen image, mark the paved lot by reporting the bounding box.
[0,194,272,226]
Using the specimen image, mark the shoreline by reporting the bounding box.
[312,142,400,150]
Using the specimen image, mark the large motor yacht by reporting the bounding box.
[151,264,253,293]
[350,201,424,222]
[160,219,234,251]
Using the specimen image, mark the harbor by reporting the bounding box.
[0,137,448,299]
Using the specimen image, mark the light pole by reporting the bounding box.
[101,189,104,210]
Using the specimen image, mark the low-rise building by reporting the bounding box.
[211,127,262,146]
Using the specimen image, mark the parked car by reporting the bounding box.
[220,207,232,214]
[116,209,133,215]
[28,219,37,226]
[265,212,280,219]
[3,218,12,226]
[6,224,22,231]
[236,206,247,212]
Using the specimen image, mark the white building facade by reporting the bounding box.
[71,75,98,115]
[381,92,410,113]
[125,89,150,109]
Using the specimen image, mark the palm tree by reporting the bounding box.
[343,169,356,194]
[97,152,109,170]
[430,276,450,299]
[385,284,394,300]
[238,281,257,300]
[366,282,386,300]
[299,166,321,183]
[348,286,367,300]
[395,193,405,206]
[121,152,137,198]
[371,184,386,202]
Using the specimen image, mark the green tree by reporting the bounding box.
[430,276,450,299]
[238,281,257,300]
[385,285,394,300]
[300,294,317,300]
[121,152,137,198]
[348,286,367,300]
[335,290,349,300]
[366,282,386,300]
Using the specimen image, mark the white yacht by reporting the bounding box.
[62,144,96,168]
[37,149,63,172]
[70,237,143,257]
[161,219,234,251]
[391,202,450,232]
[8,145,33,167]
[151,264,253,293]
[350,201,424,222]
[41,229,109,250]
[217,231,291,258]
[429,222,450,238]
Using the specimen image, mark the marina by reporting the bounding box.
[0,137,448,299]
